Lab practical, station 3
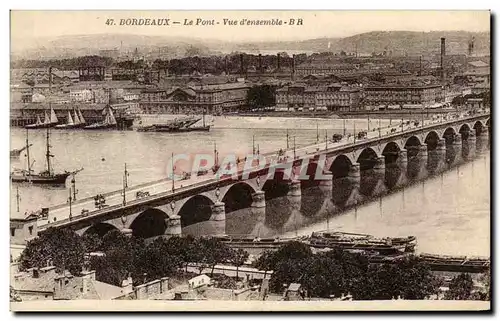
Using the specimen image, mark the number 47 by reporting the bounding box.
[105,19,115,25]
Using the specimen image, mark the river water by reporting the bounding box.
[10,116,490,256]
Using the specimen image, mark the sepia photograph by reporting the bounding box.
[8,10,491,312]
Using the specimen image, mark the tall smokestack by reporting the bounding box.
[258,54,262,73]
[440,37,446,82]
[291,54,296,80]
[277,53,281,70]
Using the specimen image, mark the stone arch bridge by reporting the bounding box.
[33,114,489,241]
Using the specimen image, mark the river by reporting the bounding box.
[10,116,490,257]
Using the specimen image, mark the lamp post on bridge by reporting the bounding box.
[286,129,289,150]
[252,135,256,155]
[316,121,319,144]
[68,188,73,220]
[171,152,175,193]
[378,118,381,138]
[325,129,328,150]
[71,175,78,201]
[124,163,129,188]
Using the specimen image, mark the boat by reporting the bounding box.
[10,128,83,185]
[25,107,59,129]
[78,108,86,126]
[137,114,212,133]
[10,144,32,158]
[83,106,117,130]
[417,253,490,273]
[307,231,417,254]
[55,109,83,129]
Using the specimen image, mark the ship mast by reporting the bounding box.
[45,127,53,176]
[25,128,31,176]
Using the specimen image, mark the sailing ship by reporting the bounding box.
[137,113,212,132]
[83,106,117,130]
[10,128,83,185]
[55,108,85,129]
[25,107,59,129]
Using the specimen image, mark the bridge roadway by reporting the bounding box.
[33,111,489,232]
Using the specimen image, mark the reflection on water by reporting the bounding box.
[185,150,490,257]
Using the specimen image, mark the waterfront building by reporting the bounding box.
[363,84,444,109]
[139,81,250,114]
[275,83,361,112]
[69,89,93,102]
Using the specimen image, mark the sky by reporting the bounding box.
[11,10,490,43]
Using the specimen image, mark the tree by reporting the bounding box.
[80,232,103,253]
[269,258,309,294]
[253,250,275,279]
[19,227,85,276]
[301,254,345,298]
[350,263,402,300]
[135,238,182,282]
[247,85,276,109]
[446,273,474,300]
[90,230,144,286]
[196,238,233,276]
[228,248,249,279]
[398,256,440,300]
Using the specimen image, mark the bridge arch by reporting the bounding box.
[424,131,440,151]
[262,177,290,200]
[459,123,472,140]
[329,154,353,179]
[221,182,256,213]
[443,127,458,144]
[404,135,422,148]
[178,194,214,228]
[381,141,401,165]
[357,147,379,171]
[83,222,120,238]
[129,208,169,239]
[473,121,485,136]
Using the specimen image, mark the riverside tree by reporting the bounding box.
[445,273,474,300]
[19,227,85,276]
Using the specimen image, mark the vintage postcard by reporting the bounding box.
[9,10,490,311]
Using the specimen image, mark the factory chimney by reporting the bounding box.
[277,53,281,70]
[440,37,446,82]
[291,54,296,80]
